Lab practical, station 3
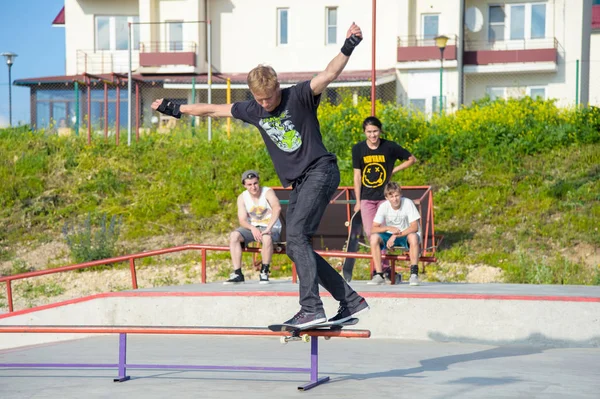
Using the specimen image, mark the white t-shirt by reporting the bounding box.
[242,187,282,229]
[373,197,421,240]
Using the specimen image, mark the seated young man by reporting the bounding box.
[225,170,282,284]
[368,182,422,286]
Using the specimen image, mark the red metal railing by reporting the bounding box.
[0,244,437,314]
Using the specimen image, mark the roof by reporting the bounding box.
[14,69,397,87]
[52,6,65,27]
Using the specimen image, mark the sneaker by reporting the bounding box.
[282,310,327,329]
[367,274,385,285]
[223,273,245,285]
[328,297,370,323]
[259,271,270,284]
[409,273,420,286]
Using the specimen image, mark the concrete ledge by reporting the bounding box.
[1,283,599,349]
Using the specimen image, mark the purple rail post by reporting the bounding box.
[298,336,329,390]
[114,333,130,382]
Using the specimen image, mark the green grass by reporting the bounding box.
[0,98,599,286]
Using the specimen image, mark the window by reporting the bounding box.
[408,99,426,114]
[510,5,525,40]
[487,86,546,101]
[95,15,140,51]
[422,14,439,40]
[278,8,289,45]
[531,4,546,39]
[167,21,183,51]
[489,6,505,41]
[488,3,546,42]
[326,7,337,45]
[528,87,546,100]
[487,87,506,101]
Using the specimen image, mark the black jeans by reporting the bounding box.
[286,157,362,313]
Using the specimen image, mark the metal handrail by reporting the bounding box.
[397,34,458,48]
[0,244,437,314]
[139,41,197,53]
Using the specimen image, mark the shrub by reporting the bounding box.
[62,213,122,263]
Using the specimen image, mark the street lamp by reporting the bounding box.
[434,35,448,115]
[1,52,17,126]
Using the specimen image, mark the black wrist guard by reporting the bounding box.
[157,99,182,119]
[340,34,362,56]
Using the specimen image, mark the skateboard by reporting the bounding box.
[342,211,363,282]
[268,318,359,344]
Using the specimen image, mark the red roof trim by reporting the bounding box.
[52,6,65,27]
[14,69,397,86]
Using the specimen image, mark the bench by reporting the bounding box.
[0,325,370,391]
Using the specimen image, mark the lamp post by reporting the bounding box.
[434,36,448,115]
[1,52,17,126]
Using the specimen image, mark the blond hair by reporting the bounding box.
[384,182,402,196]
[247,64,279,93]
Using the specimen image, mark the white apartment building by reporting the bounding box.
[15,0,600,129]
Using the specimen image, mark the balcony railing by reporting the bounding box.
[396,35,458,63]
[397,35,457,48]
[139,41,197,53]
[76,50,140,75]
[138,41,197,68]
[464,37,558,52]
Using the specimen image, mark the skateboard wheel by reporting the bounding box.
[301,335,310,343]
[345,221,349,227]
[280,336,288,344]
[324,336,331,340]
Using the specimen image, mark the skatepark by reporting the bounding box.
[1,279,599,398]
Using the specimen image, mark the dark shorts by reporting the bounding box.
[236,226,281,246]
[377,232,410,250]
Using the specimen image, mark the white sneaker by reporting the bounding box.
[368,274,385,285]
[259,272,270,284]
[409,274,420,286]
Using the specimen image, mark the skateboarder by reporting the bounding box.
[152,22,369,328]
[224,170,282,285]
[369,182,421,286]
[351,116,416,280]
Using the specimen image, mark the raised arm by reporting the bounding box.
[151,99,233,118]
[310,23,363,95]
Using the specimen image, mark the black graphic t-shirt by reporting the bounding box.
[231,81,335,187]
[352,139,413,200]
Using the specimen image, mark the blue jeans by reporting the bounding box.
[286,157,363,313]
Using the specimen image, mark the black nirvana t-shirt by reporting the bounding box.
[231,81,335,187]
[352,139,413,200]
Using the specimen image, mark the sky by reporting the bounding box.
[0,0,65,127]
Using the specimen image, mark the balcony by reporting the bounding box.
[593,5,600,30]
[139,41,197,69]
[76,50,140,75]
[397,35,457,64]
[464,38,558,73]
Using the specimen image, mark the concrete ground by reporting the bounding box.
[1,334,599,399]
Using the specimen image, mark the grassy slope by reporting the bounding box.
[1,122,599,286]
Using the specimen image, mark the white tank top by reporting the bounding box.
[242,187,281,229]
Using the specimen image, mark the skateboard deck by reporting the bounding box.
[269,318,360,343]
[268,317,359,333]
[342,211,363,282]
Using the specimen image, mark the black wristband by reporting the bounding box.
[340,34,362,56]
[156,99,182,119]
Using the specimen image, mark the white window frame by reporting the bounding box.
[488,3,546,43]
[277,8,289,46]
[528,86,546,100]
[95,15,139,52]
[487,86,547,101]
[326,7,337,45]
[422,14,439,43]
[166,20,184,52]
